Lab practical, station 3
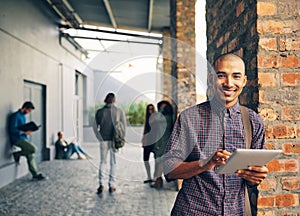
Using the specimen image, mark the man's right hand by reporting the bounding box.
[205,149,231,170]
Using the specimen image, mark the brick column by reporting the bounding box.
[206,0,300,214]
[162,28,173,101]
[170,0,196,111]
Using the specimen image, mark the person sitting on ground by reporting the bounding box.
[55,131,92,160]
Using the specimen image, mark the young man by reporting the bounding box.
[94,93,126,194]
[163,54,268,215]
[9,101,47,181]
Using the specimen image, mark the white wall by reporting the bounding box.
[0,0,94,187]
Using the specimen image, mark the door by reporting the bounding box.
[23,81,46,163]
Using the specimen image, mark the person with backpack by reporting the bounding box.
[163,53,269,215]
[94,93,126,194]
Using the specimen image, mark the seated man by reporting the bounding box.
[55,131,92,160]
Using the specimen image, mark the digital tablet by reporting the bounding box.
[216,149,282,174]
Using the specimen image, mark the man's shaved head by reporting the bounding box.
[214,53,245,74]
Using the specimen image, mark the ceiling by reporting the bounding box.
[43,0,170,59]
[44,0,170,33]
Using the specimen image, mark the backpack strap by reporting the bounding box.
[240,105,257,216]
[116,108,120,122]
[240,106,252,149]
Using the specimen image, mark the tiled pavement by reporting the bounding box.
[0,142,178,216]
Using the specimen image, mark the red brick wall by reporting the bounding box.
[257,1,300,215]
[206,0,300,214]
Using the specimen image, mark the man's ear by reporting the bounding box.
[242,75,247,87]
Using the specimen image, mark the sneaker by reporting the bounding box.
[143,179,153,184]
[97,185,104,194]
[32,173,47,181]
[12,153,20,165]
[109,186,116,193]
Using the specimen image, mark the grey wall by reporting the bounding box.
[0,0,94,188]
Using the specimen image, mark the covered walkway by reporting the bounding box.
[0,141,177,216]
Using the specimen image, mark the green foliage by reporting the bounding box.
[88,101,148,126]
[126,101,148,126]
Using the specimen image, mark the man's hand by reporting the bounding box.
[24,131,32,135]
[205,149,231,170]
[236,166,269,185]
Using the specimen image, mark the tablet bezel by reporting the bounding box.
[216,149,282,174]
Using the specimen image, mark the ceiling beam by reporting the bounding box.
[103,0,118,30]
[148,0,154,32]
[46,0,82,28]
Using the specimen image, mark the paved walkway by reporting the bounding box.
[0,142,178,216]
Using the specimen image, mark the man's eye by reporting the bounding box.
[217,74,226,79]
[233,75,242,79]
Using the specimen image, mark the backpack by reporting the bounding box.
[113,109,125,149]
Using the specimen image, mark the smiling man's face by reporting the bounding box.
[213,55,247,108]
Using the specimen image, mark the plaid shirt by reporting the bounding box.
[163,99,265,216]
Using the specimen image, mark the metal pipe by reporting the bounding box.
[68,34,162,45]
[67,26,163,40]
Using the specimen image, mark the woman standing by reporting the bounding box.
[151,100,175,188]
[141,104,156,183]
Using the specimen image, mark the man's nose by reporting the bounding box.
[224,76,233,86]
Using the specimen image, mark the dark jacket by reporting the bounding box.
[95,104,126,141]
[55,139,67,159]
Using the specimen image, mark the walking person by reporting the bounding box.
[95,93,126,194]
[55,131,92,160]
[141,104,156,183]
[163,53,269,215]
[151,100,175,188]
[9,101,47,180]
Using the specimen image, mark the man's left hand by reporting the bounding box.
[236,166,269,185]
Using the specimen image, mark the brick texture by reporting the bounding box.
[257,0,300,212]
[169,0,196,112]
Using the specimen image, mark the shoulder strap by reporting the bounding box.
[116,108,120,122]
[240,106,252,149]
[240,105,255,216]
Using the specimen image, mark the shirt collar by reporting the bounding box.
[210,97,241,118]
[227,102,240,118]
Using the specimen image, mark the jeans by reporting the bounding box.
[64,143,87,159]
[14,140,39,177]
[99,141,116,187]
